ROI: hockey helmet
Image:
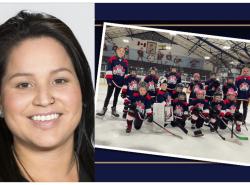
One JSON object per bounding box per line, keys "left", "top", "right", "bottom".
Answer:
{"left": 159, "top": 76, "right": 168, "bottom": 85}
{"left": 176, "top": 83, "right": 184, "bottom": 89}
{"left": 213, "top": 91, "right": 222, "bottom": 97}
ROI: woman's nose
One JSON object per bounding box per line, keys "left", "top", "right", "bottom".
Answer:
{"left": 32, "top": 86, "right": 55, "bottom": 107}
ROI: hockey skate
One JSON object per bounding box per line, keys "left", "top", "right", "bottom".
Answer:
{"left": 96, "top": 107, "right": 107, "bottom": 117}
{"left": 111, "top": 106, "right": 119, "bottom": 117}
{"left": 126, "top": 121, "right": 132, "bottom": 133}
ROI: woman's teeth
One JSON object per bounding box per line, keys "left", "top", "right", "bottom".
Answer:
{"left": 31, "top": 113, "right": 59, "bottom": 121}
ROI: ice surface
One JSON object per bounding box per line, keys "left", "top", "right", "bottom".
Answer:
{"left": 95, "top": 80, "right": 250, "bottom": 165}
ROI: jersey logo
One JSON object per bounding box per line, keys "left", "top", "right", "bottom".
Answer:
{"left": 215, "top": 104, "right": 222, "bottom": 111}
{"left": 229, "top": 105, "right": 236, "bottom": 114}
{"left": 239, "top": 82, "right": 249, "bottom": 91}
{"left": 168, "top": 75, "right": 177, "bottom": 84}
{"left": 148, "top": 81, "right": 156, "bottom": 91}
{"left": 136, "top": 101, "right": 145, "bottom": 114}
{"left": 174, "top": 105, "right": 183, "bottom": 116}
{"left": 128, "top": 80, "right": 138, "bottom": 91}
{"left": 113, "top": 64, "right": 125, "bottom": 76}
{"left": 196, "top": 103, "right": 204, "bottom": 110}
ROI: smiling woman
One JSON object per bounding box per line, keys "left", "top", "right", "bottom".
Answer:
{"left": 0, "top": 11, "right": 94, "bottom": 182}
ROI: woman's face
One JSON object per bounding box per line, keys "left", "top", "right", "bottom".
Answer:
{"left": 1, "top": 37, "right": 82, "bottom": 150}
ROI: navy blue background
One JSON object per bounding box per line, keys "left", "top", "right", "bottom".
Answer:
{"left": 95, "top": 3, "right": 250, "bottom": 181}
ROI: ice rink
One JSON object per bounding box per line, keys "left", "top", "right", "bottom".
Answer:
{"left": 95, "top": 79, "right": 250, "bottom": 165}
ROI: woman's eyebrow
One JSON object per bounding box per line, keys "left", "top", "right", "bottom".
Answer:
{"left": 50, "top": 68, "right": 74, "bottom": 75}
{"left": 7, "top": 73, "right": 33, "bottom": 81}
{"left": 8, "top": 68, "right": 74, "bottom": 81}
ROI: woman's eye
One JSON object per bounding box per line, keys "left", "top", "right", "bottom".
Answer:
{"left": 16, "top": 82, "right": 32, "bottom": 89}
{"left": 53, "top": 78, "right": 68, "bottom": 85}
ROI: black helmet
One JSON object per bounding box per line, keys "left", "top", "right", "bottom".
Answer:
{"left": 176, "top": 83, "right": 184, "bottom": 89}
{"left": 213, "top": 91, "right": 222, "bottom": 97}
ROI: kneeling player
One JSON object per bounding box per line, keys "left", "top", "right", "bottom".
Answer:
{"left": 121, "top": 68, "right": 140, "bottom": 119}
{"left": 220, "top": 89, "right": 243, "bottom": 132}
{"left": 189, "top": 90, "right": 210, "bottom": 135}
{"left": 126, "top": 82, "right": 153, "bottom": 133}
{"left": 171, "top": 92, "right": 189, "bottom": 128}
{"left": 209, "top": 92, "right": 225, "bottom": 131}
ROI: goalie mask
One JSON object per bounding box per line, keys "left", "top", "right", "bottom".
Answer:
{"left": 158, "top": 76, "right": 168, "bottom": 90}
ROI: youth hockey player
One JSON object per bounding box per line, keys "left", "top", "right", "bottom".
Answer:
{"left": 171, "top": 92, "right": 189, "bottom": 129}
{"left": 220, "top": 89, "right": 243, "bottom": 132}
{"left": 144, "top": 67, "right": 159, "bottom": 102}
{"left": 209, "top": 92, "right": 225, "bottom": 131}
{"left": 188, "top": 73, "right": 204, "bottom": 103}
{"left": 222, "top": 75, "right": 237, "bottom": 100}
{"left": 189, "top": 89, "right": 210, "bottom": 136}
{"left": 165, "top": 66, "right": 181, "bottom": 95}
{"left": 121, "top": 68, "right": 140, "bottom": 119}
{"left": 171, "top": 83, "right": 185, "bottom": 100}
{"left": 126, "top": 81, "right": 153, "bottom": 133}
{"left": 155, "top": 77, "right": 171, "bottom": 105}
{"left": 205, "top": 73, "right": 220, "bottom": 103}
{"left": 235, "top": 67, "right": 250, "bottom": 125}
{"left": 97, "top": 47, "right": 128, "bottom": 117}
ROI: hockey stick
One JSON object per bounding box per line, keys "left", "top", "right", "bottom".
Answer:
{"left": 218, "top": 117, "right": 248, "bottom": 140}
{"left": 152, "top": 120, "right": 183, "bottom": 139}
{"left": 199, "top": 113, "right": 226, "bottom": 140}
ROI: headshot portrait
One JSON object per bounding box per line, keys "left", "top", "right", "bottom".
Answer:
{"left": 0, "top": 5, "right": 94, "bottom": 182}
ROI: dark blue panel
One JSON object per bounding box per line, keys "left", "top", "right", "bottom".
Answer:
{"left": 95, "top": 3, "right": 250, "bottom": 21}
{"left": 94, "top": 3, "right": 250, "bottom": 182}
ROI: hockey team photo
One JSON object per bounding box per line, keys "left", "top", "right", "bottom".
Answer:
{"left": 95, "top": 23, "right": 250, "bottom": 165}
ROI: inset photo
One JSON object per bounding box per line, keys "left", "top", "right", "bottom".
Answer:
{"left": 96, "top": 22, "right": 250, "bottom": 166}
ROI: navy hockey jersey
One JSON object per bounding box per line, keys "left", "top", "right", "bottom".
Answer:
{"left": 129, "top": 92, "right": 152, "bottom": 117}
{"left": 144, "top": 74, "right": 159, "bottom": 97}
{"left": 172, "top": 99, "right": 189, "bottom": 117}
{"left": 205, "top": 79, "right": 220, "bottom": 97}
{"left": 170, "top": 90, "right": 180, "bottom": 100}
{"left": 210, "top": 100, "right": 224, "bottom": 113}
{"left": 222, "top": 83, "right": 237, "bottom": 98}
{"left": 155, "top": 89, "right": 171, "bottom": 105}
{"left": 189, "top": 98, "right": 209, "bottom": 114}
{"left": 121, "top": 75, "right": 140, "bottom": 98}
{"left": 188, "top": 81, "right": 204, "bottom": 100}
{"left": 105, "top": 55, "right": 128, "bottom": 88}
{"left": 165, "top": 72, "right": 181, "bottom": 90}
{"left": 221, "top": 99, "right": 237, "bottom": 116}
{"left": 235, "top": 75, "right": 250, "bottom": 100}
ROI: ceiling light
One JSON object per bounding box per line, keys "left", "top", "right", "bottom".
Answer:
{"left": 204, "top": 56, "right": 210, "bottom": 60}
{"left": 165, "top": 46, "right": 172, "bottom": 50}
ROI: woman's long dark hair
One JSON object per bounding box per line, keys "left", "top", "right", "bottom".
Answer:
{"left": 0, "top": 10, "right": 94, "bottom": 181}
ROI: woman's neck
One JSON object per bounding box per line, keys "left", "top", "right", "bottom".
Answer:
{"left": 13, "top": 136, "right": 78, "bottom": 182}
